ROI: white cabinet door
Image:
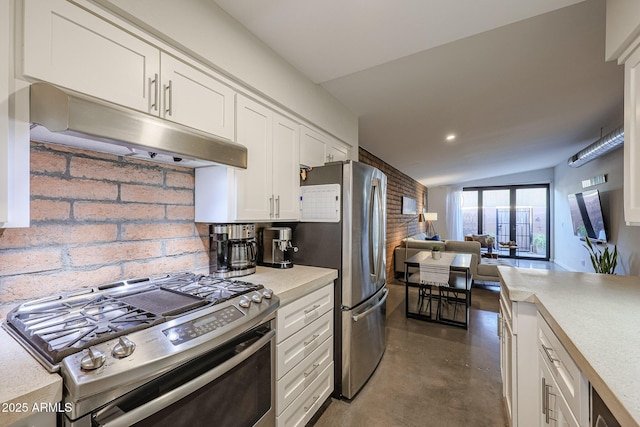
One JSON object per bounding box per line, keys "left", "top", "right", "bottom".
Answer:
{"left": 624, "top": 43, "right": 640, "bottom": 225}
{"left": 22, "top": 0, "right": 159, "bottom": 113}
{"left": 299, "top": 125, "right": 327, "bottom": 167}
{"left": 196, "top": 96, "right": 300, "bottom": 222}
{"left": 272, "top": 113, "right": 300, "bottom": 220}
{"left": 539, "top": 354, "right": 580, "bottom": 427}
{"left": 326, "top": 141, "right": 349, "bottom": 163}
{"left": 235, "top": 95, "right": 273, "bottom": 221}
{"left": 160, "top": 53, "right": 235, "bottom": 141}
{"left": 300, "top": 125, "right": 350, "bottom": 167}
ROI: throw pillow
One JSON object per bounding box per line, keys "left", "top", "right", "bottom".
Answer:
{"left": 471, "top": 234, "right": 489, "bottom": 247}
{"left": 424, "top": 234, "right": 441, "bottom": 241}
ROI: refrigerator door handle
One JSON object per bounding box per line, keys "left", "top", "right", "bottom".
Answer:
{"left": 369, "top": 177, "right": 383, "bottom": 283}
{"left": 351, "top": 287, "right": 389, "bottom": 322}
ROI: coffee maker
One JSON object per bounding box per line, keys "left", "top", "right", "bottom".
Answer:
{"left": 210, "top": 224, "right": 257, "bottom": 278}
{"left": 258, "top": 227, "right": 298, "bottom": 269}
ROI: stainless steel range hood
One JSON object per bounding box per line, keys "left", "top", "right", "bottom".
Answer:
{"left": 29, "top": 82, "right": 247, "bottom": 169}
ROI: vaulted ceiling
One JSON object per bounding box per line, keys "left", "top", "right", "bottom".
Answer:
{"left": 213, "top": 0, "right": 623, "bottom": 186}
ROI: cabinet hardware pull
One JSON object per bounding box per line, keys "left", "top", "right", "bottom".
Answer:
{"left": 497, "top": 313, "right": 502, "bottom": 338}
{"left": 276, "top": 195, "right": 280, "bottom": 218}
{"left": 304, "top": 334, "right": 320, "bottom": 346}
{"left": 541, "top": 344, "right": 559, "bottom": 364}
{"left": 304, "top": 304, "right": 320, "bottom": 315}
{"left": 164, "top": 80, "right": 173, "bottom": 116}
{"left": 149, "top": 73, "right": 159, "bottom": 111}
{"left": 541, "top": 378, "right": 547, "bottom": 417}
{"left": 544, "top": 381, "right": 554, "bottom": 424}
{"left": 303, "top": 363, "right": 320, "bottom": 378}
{"left": 269, "top": 196, "right": 274, "bottom": 217}
{"left": 304, "top": 395, "right": 320, "bottom": 412}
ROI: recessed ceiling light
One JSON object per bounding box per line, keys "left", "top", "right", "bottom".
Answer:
{"left": 446, "top": 134, "right": 456, "bottom": 141}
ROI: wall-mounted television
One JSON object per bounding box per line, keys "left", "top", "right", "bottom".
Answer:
{"left": 567, "top": 189, "right": 607, "bottom": 242}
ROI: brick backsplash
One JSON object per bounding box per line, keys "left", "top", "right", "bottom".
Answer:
{"left": 359, "top": 148, "right": 428, "bottom": 280}
{"left": 0, "top": 142, "right": 210, "bottom": 304}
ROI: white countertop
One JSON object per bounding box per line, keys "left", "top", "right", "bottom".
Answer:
{"left": 498, "top": 266, "right": 640, "bottom": 426}
{"left": 0, "top": 264, "right": 337, "bottom": 426}
{"left": 0, "top": 328, "right": 62, "bottom": 426}
{"left": 244, "top": 265, "right": 338, "bottom": 306}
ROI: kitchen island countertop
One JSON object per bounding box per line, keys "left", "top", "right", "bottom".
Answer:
{"left": 0, "top": 264, "right": 337, "bottom": 426}
{"left": 498, "top": 266, "right": 640, "bottom": 427}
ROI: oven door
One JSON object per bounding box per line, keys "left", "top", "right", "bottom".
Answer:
{"left": 89, "top": 324, "right": 275, "bottom": 427}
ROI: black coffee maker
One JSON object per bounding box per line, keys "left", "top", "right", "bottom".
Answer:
{"left": 210, "top": 224, "right": 257, "bottom": 278}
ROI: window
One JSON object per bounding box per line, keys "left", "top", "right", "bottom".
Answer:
{"left": 462, "top": 185, "right": 550, "bottom": 260}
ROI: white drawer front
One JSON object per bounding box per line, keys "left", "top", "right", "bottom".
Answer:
{"left": 537, "top": 313, "right": 588, "bottom": 421}
{"left": 277, "top": 362, "right": 334, "bottom": 427}
{"left": 277, "top": 336, "right": 333, "bottom": 414}
{"left": 277, "top": 310, "right": 333, "bottom": 379}
{"left": 277, "top": 284, "right": 333, "bottom": 343}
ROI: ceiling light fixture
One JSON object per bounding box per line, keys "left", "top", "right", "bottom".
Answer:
{"left": 446, "top": 134, "right": 456, "bottom": 141}
{"left": 567, "top": 126, "right": 624, "bottom": 168}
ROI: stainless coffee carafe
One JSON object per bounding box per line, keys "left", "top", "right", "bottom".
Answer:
{"left": 258, "top": 227, "right": 298, "bottom": 269}
{"left": 210, "top": 224, "right": 257, "bottom": 278}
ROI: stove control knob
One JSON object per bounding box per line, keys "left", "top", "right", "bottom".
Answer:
{"left": 80, "top": 347, "right": 106, "bottom": 370}
{"left": 238, "top": 296, "right": 251, "bottom": 308}
{"left": 262, "top": 288, "right": 274, "bottom": 299}
{"left": 112, "top": 336, "right": 136, "bottom": 359}
{"left": 251, "top": 292, "right": 263, "bottom": 304}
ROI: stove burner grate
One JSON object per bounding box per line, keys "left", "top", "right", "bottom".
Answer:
{"left": 8, "top": 294, "right": 161, "bottom": 365}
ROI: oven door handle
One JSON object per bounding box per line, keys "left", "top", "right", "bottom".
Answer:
{"left": 96, "top": 329, "right": 276, "bottom": 427}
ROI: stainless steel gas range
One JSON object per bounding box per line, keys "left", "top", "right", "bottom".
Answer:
{"left": 2, "top": 273, "right": 279, "bottom": 427}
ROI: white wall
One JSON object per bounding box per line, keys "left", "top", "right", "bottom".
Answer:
{"left": 93, "top": 0, "right": 358, "bottom": 146}
{"left": 553, "top": 147, "right": 640, "bottom": 274}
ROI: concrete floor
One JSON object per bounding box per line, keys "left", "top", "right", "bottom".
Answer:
{"left": 311, "top": 260, "right": 562, "bottom": 427}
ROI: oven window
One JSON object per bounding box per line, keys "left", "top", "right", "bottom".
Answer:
{"left": 132, "top": 342, "right": 271, "bottom": 427}
{"left": 93, "top": 326, "right": 273, "bottom": 427}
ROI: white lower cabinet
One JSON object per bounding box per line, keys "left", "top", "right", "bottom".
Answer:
{"left": 537, "top": 313, "right": 589, "bottom": 427}
{"left": 499, "top": 288, "right": 539, "bottom": 426}
{"left": 275, "top": 282, "right": 334, "bottom": 427}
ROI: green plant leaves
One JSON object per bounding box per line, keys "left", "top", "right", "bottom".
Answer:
{"left": 584, "top": 236, "right": 618, "bottom": 274}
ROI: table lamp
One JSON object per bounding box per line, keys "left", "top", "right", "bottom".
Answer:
{"left": 424, "top": 212, "right": 438, "bottom": 238}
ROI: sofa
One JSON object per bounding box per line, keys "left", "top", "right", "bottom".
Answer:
{"left": 393, "top": 233, "right": 511, "bottom": 283}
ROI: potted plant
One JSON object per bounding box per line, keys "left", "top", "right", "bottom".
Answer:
{"left": 431, "top": 245, "right": 441, "bottom": 260}
{"left": 584, "top": 236, "right": 618, "bottom": 274}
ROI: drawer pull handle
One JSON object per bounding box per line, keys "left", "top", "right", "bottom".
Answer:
{"left": 304, "top": 334, "right": 320, "bottom": 346}
{"left": 304, "top": 304, "right": 321, "bottom": 315}
{"left": 304, "top": 363, "right": 320, "bottom": 378}
{"left": 541, "top": 344, "right": 559, "bottom": 364}
{"left": 304, "top": 395, "right": 320, "bottom": 412}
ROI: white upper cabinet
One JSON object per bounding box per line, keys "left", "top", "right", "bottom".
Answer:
{"left": 1, "top": 0, "right": 29, "bottom": 228}
{"left": 22, "top": 0, "right": 160, "bottom": 113}
{"left": 300, "top": 125, "right": 350, "bottom": 167}
{"left": 159, "top": 54, "right": 235, "bottom": 141}
{"left": 235, "top": 95, "right": 273, "bottom": 221}
{"left": 272, "top": 114, "right": 300, "bottom": 220}
{"left": 195, "top": 95, "right": 299, "bottom": 223}
{"left": 624, "top": 44, "right": 640, "bottom": 225}
{"left": 21, "top": 0, "right": 235, "bottom": 141}
{"left": 606, "top": 2, "right": 640, "bottom": 225}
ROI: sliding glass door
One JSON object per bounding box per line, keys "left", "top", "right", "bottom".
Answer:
{"left": 462, "top": 185, "right": 550, "bottom": 260}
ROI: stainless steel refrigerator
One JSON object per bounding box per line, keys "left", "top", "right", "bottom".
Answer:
{"left": 289, "top": 161, "right": 387, "bottom": 399}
